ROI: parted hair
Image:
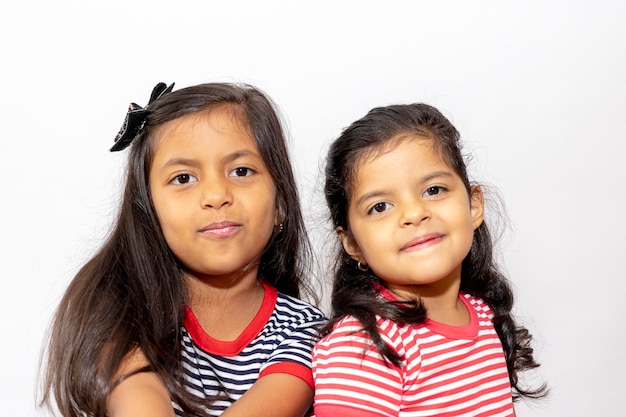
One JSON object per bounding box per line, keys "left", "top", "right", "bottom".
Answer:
{"left": 323, "top": 102, "right": 547, "bottom": 400}
{"left": 41, "top": 83, "right": 314, "bottom": 417}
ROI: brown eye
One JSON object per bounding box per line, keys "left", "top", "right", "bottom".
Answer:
{"left": 424, "top": 186, "right": 446, "bottom": 197}
{"left": 171, "top": 173, "right": 197, "bottom": 185}
{"left": 178, "top": 174, "right": 191, "bottom": 183}
{"left": 230, "top": 167, "right": 254, "bottom": 177}
{"left": 368, "top": 202, "right": 391, "bottom": 215}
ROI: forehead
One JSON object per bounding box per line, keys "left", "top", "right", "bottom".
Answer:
{"left": 156, "top": 105, "right": 248, "bottom": 136}
{"left": 349, "top": 134, "right": 442, "bottom": 181}
{"left": 150, "top": 106, "right": 255, "bottom": 155}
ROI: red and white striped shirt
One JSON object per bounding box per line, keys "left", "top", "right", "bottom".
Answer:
{"left": 312, "top": 291, "right": 514, "bottom": 417}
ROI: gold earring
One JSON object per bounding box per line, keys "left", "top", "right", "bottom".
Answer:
{"left": 357, "top": 260, "right": 368, "bottom": 272}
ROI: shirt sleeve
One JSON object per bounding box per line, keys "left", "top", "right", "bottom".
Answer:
{"left": 312, "top": 316, "right": 403, "bottom": 417}
{"left": 260, "top": 297, "right": 327, "bottom": 389}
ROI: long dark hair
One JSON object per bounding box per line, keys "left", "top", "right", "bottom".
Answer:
{"left": 323, "top": 103, "right": 546, "bottom": 400}
{"left": 40, "top": 83, "right": 314, "bottom": 417}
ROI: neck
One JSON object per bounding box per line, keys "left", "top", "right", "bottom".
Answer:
{"left": 185, "top": 266, "right": 262, "bottom": 309}
{"left": 388, "top": 264, "right": 468, "bottom": 326}
{"left": 184, "top": 267, "right": 266, "bottom": 341}
{"left": 420, "top": 288, "right": 468, "bottom": 326}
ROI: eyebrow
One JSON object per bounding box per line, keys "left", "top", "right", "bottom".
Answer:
{"left": 353, "top": 170, "right": 455, "bottom": 207}
{"left": 221, "top": 149, "right": 259, "bottom": 165}
{"left": 422, "top": 171, "right": 455, "bottom": 183}
{"left": 160, "top": 157, "right": 200, "bottom": 170}
{"left": 158, "top": 149, "right": 260, "bottom": 171}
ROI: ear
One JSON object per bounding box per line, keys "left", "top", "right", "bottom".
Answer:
{"left": 336, "top": 226, "right": 362, "bottom": 261}
{"left": 274, "top": 208, "right": 281, "bottom": 227}
{"left": 469, "top": 186, "right": 485, "bottom": 230}
{"left": 274, "top": 201, "right": 284, "bottom": 227}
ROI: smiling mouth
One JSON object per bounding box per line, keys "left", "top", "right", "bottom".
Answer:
{"left": 198, "top": 221, "right": 241, "bottom": 238}
{"left": 400, "top": 234, "right": 443, "bottom": 251}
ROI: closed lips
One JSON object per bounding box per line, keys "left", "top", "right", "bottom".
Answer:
{"left": 400, "top": 234, "right": 443, "bottom": 251}
{"left": 199, "top": 221, "right": 241, "bottom": 236}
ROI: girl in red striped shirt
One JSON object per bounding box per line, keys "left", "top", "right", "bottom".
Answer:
{"left": 313, "top": 103, "right": 547, "bottom": 417}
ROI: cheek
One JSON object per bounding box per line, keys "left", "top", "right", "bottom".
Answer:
{"left": 155, "top": 213, "right": 178, "bottom": 249}
{"left": 150, "top": 194, "right": 180, "bottom": 240}
{"left": 151, "top": 196, "right": 170, "bottom": 229}
{"left": 458, "top": 214, "right": 478, "bottom": 254}
{"left": 261, "top": 186, "right": 278, "bottom": 223}
{"left": 349, "top": 222, "right": 382, "bottom": 259}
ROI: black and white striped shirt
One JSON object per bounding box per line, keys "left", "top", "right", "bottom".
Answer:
{"left": 174, "top": 280, "right": 326, "bottom": 416}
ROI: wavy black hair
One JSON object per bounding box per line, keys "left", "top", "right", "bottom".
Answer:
{"left": 323, "top": 103, "right": 547, "bottom": 400}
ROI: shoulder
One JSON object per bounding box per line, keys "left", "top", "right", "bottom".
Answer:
{"left": 313, "top": 316, "right": 405, "bottom": 415}
{"left": 319, "top": 315, "right": 370, "bottom": 342}
{"left": 266, "top": 293, "right": 327, "bottom": 349}
{"left": 461, "top": 292, "right": 495, "bottom": 318}
{"left": 275, "top": 292, "right": 327, "bottom": 324}
{"left": 319, "top": 314, "right": 403, "bottom": 343}
{"left": 314, "top": 315, "right": 404, "bottom": 359}
{"left": 107, "top": 349, "right": 174, "bottom": 417}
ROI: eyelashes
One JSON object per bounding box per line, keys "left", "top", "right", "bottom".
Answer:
{"left": 424, "top": 186, "right": 447, "bottom": 196}
{"left": 170, "top": 173, "right": 197, "bottom": 185}
{"left": 368, "top": 202, "right": 392, "bottom": 215}
{"left": 229, "top": 167, "right": 255, "bottom": 177}
{"left": 168, "top": 166, "right": 256, "bottom": 185}
{"left": 365, "top": 186, "right": 449, "bottom": 215}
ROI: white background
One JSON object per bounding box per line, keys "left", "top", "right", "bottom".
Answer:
{"left": 1, "top": 1, "right": 624, "bottom": 416}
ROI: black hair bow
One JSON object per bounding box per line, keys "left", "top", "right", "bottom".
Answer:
{"left": 110, "top": 82, "right": 175, "bottom": 152}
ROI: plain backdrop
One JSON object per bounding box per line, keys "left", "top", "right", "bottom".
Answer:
{"left": 1, "top": 1, "right": 624, "bottom": 416}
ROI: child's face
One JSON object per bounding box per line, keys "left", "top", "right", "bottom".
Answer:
{"left": 149, "top": 107, "right": 278, "bottom": 281}
{"left": 338, "top": 136, "right": 484, "bottom": 299}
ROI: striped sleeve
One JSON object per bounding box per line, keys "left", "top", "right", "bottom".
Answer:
{"left": 312, "top": 316, "right": 404, "bottom": 417}
{"left": 261, "top": 294, "right": 327, "bottom": 388}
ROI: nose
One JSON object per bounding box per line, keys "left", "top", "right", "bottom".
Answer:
{"left": 400, "top": 199, "right": 430, "bottom": 226}
{"left": 200, "top": 177, "right": 233, "bottom": 209}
